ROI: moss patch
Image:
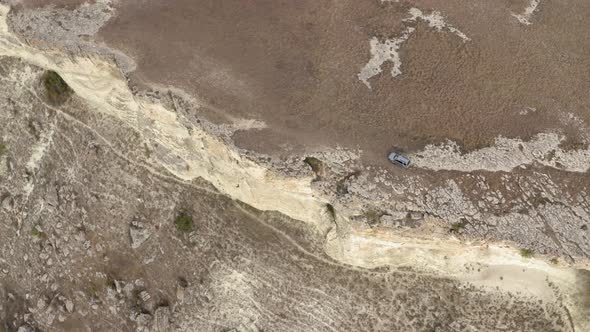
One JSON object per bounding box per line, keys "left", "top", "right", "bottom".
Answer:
{"left": 42, "top": 70, "right": 73, "bottom": 105}
{"left": 0, "top": 143, "right": 6, "bottom": 157}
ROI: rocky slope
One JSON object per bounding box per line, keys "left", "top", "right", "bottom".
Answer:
{"left": 0, "top": 1, "right": 589, "bottom": 331}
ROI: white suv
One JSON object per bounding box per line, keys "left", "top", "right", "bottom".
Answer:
{"left": 388, "top": 152, "right": 411, "bottom": 168}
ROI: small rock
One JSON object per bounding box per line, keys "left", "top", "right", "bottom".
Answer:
{"left": 176, "top": 286, "right": 185, "bottom": 302}
{"left": 65, "top": 299, "right": 74, "bottom": 313}
{"left": 152, "top": 306, "right": 171, "bottom": 332}
{"left": 46, "top": 313, "right": 55, "bottom": 325}
{"left": 123, "top": 283, "right": 134, "bottom": 298}
{"left": 114, "top": 280, "right": 123, "bottom": 293}
{"left": 37, "top": 298, "right": 47, "bottom": 311}
{"left": 129, "top": 221, "right": 151, "bottom": 249}
{"left": 17, "top": 325, "right": 34, "bottom": 332}
{"left": 1, "top": 195, "right": 13, "bottom": 211}
{"left": 45, "top": 188, "right": 59, "bottom": 207}
{"left": 135, "top": 313, "right": 152, "bottom": 327}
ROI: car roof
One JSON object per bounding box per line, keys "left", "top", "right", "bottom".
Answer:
{"left": 395, "top": 155, "right": 410, "bottom": 163}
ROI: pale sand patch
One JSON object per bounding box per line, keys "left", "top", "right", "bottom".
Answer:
{"left": 358, "top": 7, "right": 469, "bottom": 88}
{"left": 405, "top": 7, "right": 470, "bottom": 42}
{"left": 325, "top": 224, "right": 588, "bottom": 330}
{"left": 411, "top": 133, "right": 590, "bottom": 172}
{"left": 357, "top": 27, "right": 414, "bottom": 89}
{"left": 23, "top": 122, "right": 55, "bottom": 197}
{"left": 513, "top": 0, "right": 542, "bottom": 25}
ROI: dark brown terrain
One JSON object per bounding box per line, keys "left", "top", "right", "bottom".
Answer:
{"left": 80, "top": 0, "right": 590, "bottom": 161}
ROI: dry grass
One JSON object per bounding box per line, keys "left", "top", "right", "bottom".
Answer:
{"left": 559, "top": 138, "right": 588, "bottom": 151}
{"left": 519, "top": 248, "right": 534, "bottom": 258}
{"left": 364, "top": 208, "right": 381, "bottom": 226}
{"left": 450, "top": 220, "right": 467, "bottom": 233}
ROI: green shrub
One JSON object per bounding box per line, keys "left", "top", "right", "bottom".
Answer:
{"left": 43, "top": 70, "right": 73, "bottom": 105}
{"left": 175, "top": 211, "right": 193, "bottom": 232}
{"left": 450, "top": 220, "right": 468, "bottom": 233}
{"left": 30, "top": 227, "right": 46, "bottom": 239}
{"left": 550, "top": 258, "right": 559, "bottom": 265}
{"left": 520, "top": 248, "right": 534, "bottom": 258}
{"left": 304, "top": 157, "right": 323, "bottom": 175}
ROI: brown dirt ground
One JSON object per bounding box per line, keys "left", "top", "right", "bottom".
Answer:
{"left": 21, "top": 0, "right": 590, "bottom": 164}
